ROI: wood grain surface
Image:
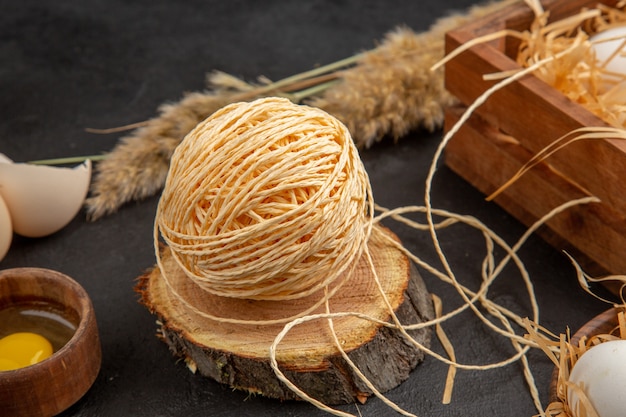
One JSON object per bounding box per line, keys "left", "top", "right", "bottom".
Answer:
{"left": 137, "top": 225, "right": 435, "bottom": 404}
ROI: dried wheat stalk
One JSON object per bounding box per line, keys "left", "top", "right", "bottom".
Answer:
{"left": 85, "top": 0, "right": 514, "bottom": 220}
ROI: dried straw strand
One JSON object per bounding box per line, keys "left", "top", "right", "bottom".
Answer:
{"left": 515, "top": 2, "right": 626, "bottom": 129}
{"left": 487, "top": 126, "right": 626, "bottom": 201}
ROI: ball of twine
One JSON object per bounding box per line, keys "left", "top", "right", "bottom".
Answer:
{"left": 155, "top": 97, "right": 373, "bottom": 301}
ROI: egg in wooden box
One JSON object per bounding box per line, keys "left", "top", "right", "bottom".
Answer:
{"left": 567, "top": 339, "right": 626, "bottom": 417}
{"left": 589, "top": 24, "right": 626, "bottom": 94}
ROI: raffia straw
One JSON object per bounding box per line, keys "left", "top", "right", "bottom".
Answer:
{"left": 524, "top": 253, "right": 626, "bottom": 417}
{"left": 436, "top": 0, "right": 626, "bottom": 132}
{"left": 156, "top": 98, "right": 371, "bottom": 301}
{"left": 486, "top": 126, "right": 626, "bottom": 201}
{"left": 420, "top": 32, "right": 587, "bottom": 341}
{"left": 375, "top": 205, "right": 538, "bottom": 348}
{"left": 526, "top": 308, "right": 626, "bottom": 417}
{"left": 432, "top": 34, "right": 609, "bottom": 410}
{"left": 515, "top": 2, "right": 626, "bottom": 129}
{"left": 564, "top": 252, "right": 626, "bottom": 306}
{"left": 432, "top": 294, "right": 457, "bottom": 405}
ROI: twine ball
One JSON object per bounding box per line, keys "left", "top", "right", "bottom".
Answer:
{"left": 156, "top": 97, "right": 372, "bottom": 300}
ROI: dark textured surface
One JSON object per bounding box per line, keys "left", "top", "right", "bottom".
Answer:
{"left": 0, "top": 1, "right": 613, "bottom": 416}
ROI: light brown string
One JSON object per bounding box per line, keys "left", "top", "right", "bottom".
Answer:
{"left": 155, "top": 97, "right": 373, "bottom": 301}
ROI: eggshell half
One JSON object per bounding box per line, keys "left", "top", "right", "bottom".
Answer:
{"left": 567, "top": 339, "right": 626, "bottom": 417}
{"left": 0, "top": 160, "right": 92, "bottom": 237}
{"left": 0, "top": 194, "right": 11, "bottom": 261}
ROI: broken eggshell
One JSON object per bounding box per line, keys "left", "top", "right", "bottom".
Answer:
{"left": 0, "top": 194, "right": 11, "bottom": 260}
{"left": 0, "top": 157, "right": 92, "bottom": 238}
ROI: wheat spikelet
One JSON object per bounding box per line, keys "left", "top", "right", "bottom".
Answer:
{"left": 310, "top": 26, "right": 454, "bottom": 149}
{"left": 86, "top": 92, "right": 237, "bottom": 220}
{"left": 311, "top": 0, "right": 516, "bottom": 149}
{"left": 85, "top": 0, "right": 516, "bottom": 219}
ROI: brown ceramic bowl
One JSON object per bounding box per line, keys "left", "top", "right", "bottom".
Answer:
{"left": 0, "top": 267, "right": 101, "bottom": 417}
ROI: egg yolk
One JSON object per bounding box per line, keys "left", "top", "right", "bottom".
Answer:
{"left": 0, "top": 332, "right": 53, "bottom": 371}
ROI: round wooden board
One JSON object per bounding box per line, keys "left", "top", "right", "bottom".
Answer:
{"left": 137, "top": 225, "right": 434, "bottom": 404}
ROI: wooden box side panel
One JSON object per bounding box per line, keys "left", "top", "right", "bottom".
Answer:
{"left": 444, "top": 105, "right": 626, "bottom": 281}
{"left": 444, "top": 0, "right": 626, "bottom": 217}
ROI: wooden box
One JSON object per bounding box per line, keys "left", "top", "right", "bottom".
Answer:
{"left": 443, "top": 0, "right": 626, "bottom": 278}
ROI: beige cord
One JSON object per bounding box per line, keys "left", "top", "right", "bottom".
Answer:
{"left": 156, "top": 97, "right": 373, "bottom": 301}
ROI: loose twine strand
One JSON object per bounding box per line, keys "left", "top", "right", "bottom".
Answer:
{"left": 151, "top": 8, "right": 625, "bottom": 414}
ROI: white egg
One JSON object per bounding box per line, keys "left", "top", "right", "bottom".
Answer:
{"left": 567, "top": 339, "right": 626, "bottom": 417}
{"left": 0, "top": 160, "right": 92, "bottom": 238}
{"left": 0, "top": 194, "right": 11, "bottom": 261}
{"left": 590, "top": 25, "right": 626, "bottom": 92}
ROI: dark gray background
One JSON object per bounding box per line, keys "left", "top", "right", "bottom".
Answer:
{"left": 0, "top": 1, "right": 613, "bottom": 416}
